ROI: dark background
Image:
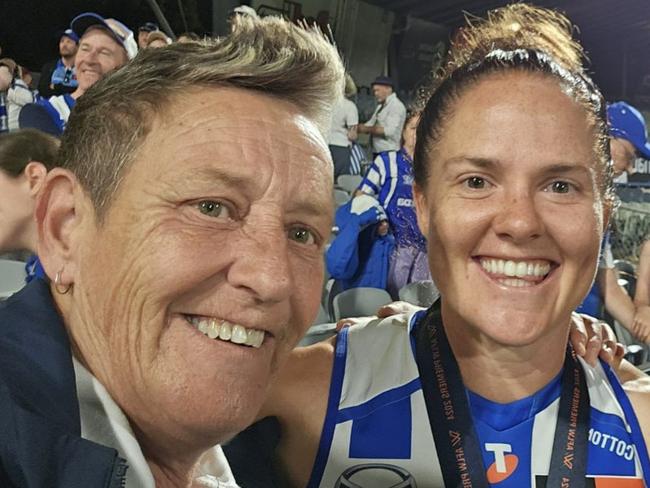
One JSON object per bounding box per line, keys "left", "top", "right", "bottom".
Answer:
{"left": 2, "top": 0, "right": 650, "bottom": 107}
{"left": 0, "top": 0, "right": 214, "bottom": 70}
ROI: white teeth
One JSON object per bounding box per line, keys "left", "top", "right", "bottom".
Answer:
{"left": 219, "top": 322, "right": 232, "bottom": 341}
{"left": 498, "top": 278, "right": 533, "bottom": 287}
{"left": 186, "top": 315, "right": 266, "bottom": 348}
{"left": 480, "top": 258, "right": 551, "bottom": 280}
{"left": 207, "top": 319, "right": 220, "bottom": 339}
{"left": 515, "top": 261, "right": 527, "bottom": 277}
{"left": 231, "top": 324, "right": 248, "bottom": 344}
{"left": 245, "top": 329, "right": 265, "bottom": 348}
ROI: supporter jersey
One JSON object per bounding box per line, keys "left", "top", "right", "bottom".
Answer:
{"left": 38, "top": 93, "right": 76, "bottom": 134}
{"left": 50, "top": 59, "right": 78, "bottom": 89}
{"left": 307, "top": 311, "right": 650, "bottom": 488}
{"left": 358, "top": 150, "right": 426, "bottom": 250}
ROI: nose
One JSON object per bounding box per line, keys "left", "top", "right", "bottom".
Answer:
{"left": 227, "top": 226, "right": 293, "bottom": 304}
{"left": 79, "top": 49, "right": 98, "bottom": 65}
{"left": 492, "top": 188, "right": 545, "bottom": 243}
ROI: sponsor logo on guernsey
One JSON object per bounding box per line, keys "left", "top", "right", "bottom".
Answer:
{"left": 396, "top": 197, "right": 413, "bottom": 207}
{"left": 485, "top": 443, "right": 519, "bottom": 483}
{"left": 588, "top": 428, "right": 635, "bottom": 461}
{"left": 402, "top": 174, "right": 414, "bottom": 185}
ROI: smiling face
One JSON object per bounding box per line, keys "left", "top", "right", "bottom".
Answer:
{"left": 414, "top": 72, "right": 606, "bottom": 347}
{"left": 68, "top": 87, "right": 334, "bottom": 446}
{"left": 74, "top": 28, "right": 127, "bottom": 91}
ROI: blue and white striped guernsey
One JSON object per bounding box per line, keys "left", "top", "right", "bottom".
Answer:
{"left": 358, "top": 149, "right": 426, "bottom": 251}
{"left": 307, "top": 311, "right": 650, "bottom": 488}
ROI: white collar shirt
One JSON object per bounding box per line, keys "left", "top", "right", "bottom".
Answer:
{"left": 364, "top": 92, "right": 406, "bottom": 153}
{"left": 73, "top": 357, "right": 240, "bottom": 488}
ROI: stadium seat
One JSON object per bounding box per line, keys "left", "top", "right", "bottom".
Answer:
{"left": 332, "top": 287, "right": 392, "bottom": 321}
{"left": 299, "top": 323, "right": 337, "bottom": 346}
{"left": 0, "top": 259, "right": 26, "bottom": 299}
{"left": 398, "top": 280, "right": 440, "bottom": 308}
{"left": 336, "top": 174, "right": 363, "bottom": 194}
{"left": 333, "top": 189, "right": 350, "bottom": 207}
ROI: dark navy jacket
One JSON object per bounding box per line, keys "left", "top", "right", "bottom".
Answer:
{"left": 0, "top": 280, "right": 127, "bottom": 487}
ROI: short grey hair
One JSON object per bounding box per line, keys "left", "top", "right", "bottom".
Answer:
{"left": 59, "top": 16, "right": 345, "bottom": 220}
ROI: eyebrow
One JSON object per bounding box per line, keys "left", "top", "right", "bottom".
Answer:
{"left": 442, "top": 156, "right": 591, "bottom": 176}
{"left": 188, "top": 166, "right": 253, "bottom": 189}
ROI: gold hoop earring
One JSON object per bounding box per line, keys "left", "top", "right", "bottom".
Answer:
{"left": 54, "top": 269, "right": 72, "bottom": 295}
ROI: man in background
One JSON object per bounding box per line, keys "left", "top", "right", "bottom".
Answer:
{"left": 608, "top": 101, "right": 650, "bottom": 183}
{"left": 138, "top": 21, "right": 159, "bottom": 49}
{"left": 357, "top": 76, "right": 406, "bottom": 156}
{"left": 38, "top": 28, "right": 79, "bottom": 98}
{"left": 20, "top": 12, "right": 137, "bottom": 135}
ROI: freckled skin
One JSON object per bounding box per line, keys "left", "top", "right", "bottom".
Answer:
{"left": 55, "top": 86, "right": 334, "bottom": 479}
{"left": 261, "top": 72, "right": 624, "bottom": 487}
{"left": 414, "top": 72, "right": 605, "bottom": 351}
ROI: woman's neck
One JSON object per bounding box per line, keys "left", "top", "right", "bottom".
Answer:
{"left": 442, "top": 305, "right": 569, "bottom": 404}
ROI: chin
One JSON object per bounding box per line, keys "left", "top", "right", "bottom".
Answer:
{"left": 473, "top": 308, "right": 565, "bottom": 348}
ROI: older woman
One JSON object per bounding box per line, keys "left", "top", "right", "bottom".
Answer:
{"left": 262, "top": 5, "right": 650, "bottom": 487}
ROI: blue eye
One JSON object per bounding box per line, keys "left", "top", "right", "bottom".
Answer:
{"left": 289, "top": 227, "right": 316, "bottom": 245}
{"left": 197, "top": 200, "right": 232, "bottom": 219}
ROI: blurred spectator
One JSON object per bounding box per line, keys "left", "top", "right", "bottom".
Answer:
{"left": 20, "top": 67, "right": 33, "bottom": 89}
{"left": 356, "top": 111, "right": 431, "bottom": 298}
{"left": 634, "top": 239, "right": 650, "bottom": 342}
{"left": 146, "top": 31, "right": 172, "bottom": 48}
{"left": 20, "top": 13, "right": 137, "bottom": 136}
{"left": 38, "top": 28, "right": 79, "bottom": 98}
{"left": 326, "top": 194, "right": 394, "bottom": 291}
{"left": 138, "top": 21, "right": 159, "bottom": 49}
{"left": 177, "top": 32, "right": 201, "bottom": 43}
{"left": 357, "top": 76, "right": 406, "bottom": 156}
{"left": 0, "top": 58, "right": 35, "bottom": 131}
{"left": 576, "top": 101, "right": 650, "bottom": 341}
{"left": 608, "top": 101, "right": 650, "bottom": 183}
{"left": 0, "top": 129, "right": 59, "bottom": 281}
{"left": 327, "top": 74, "right": 358, "bottom": 179}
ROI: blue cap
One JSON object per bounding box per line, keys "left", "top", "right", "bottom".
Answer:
{"left": 371, "top": 76, "right": 394, "bottom": 88}
{"left": 138, "top": 22, "right": 159, "bottom": 33}
{"left": 61, "top": 28, "right": 79, "bottom": 43}
{"left": 607, "top": 101, "right": 650, "bottom": 159}
{"left": 70, "top": 12, "right": 139, "bottom": 60}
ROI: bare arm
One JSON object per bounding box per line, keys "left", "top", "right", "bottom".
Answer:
{"left": 597, "top": 267, "right": 636, "bottom": 330}
{"left": 347, "top": 124, "right": 358, "bottom": 142}
{"left": 357, "top": 124, "right": 384, "bottom": 136}
{"left": 260, "top": 339, "right": 335, "bottom": 488}
{"left": 635, "top": 240, "right": 650, "bottom": 307}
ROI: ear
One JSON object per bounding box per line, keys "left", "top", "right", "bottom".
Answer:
{"left": 23, "top": 161, "right": 48, "bottom": 197}
{"left": 34, "top": 168, "right": 89, "bottom": 284}
{"left": 413, "top": 182, "right": 430, "bottom": 238}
